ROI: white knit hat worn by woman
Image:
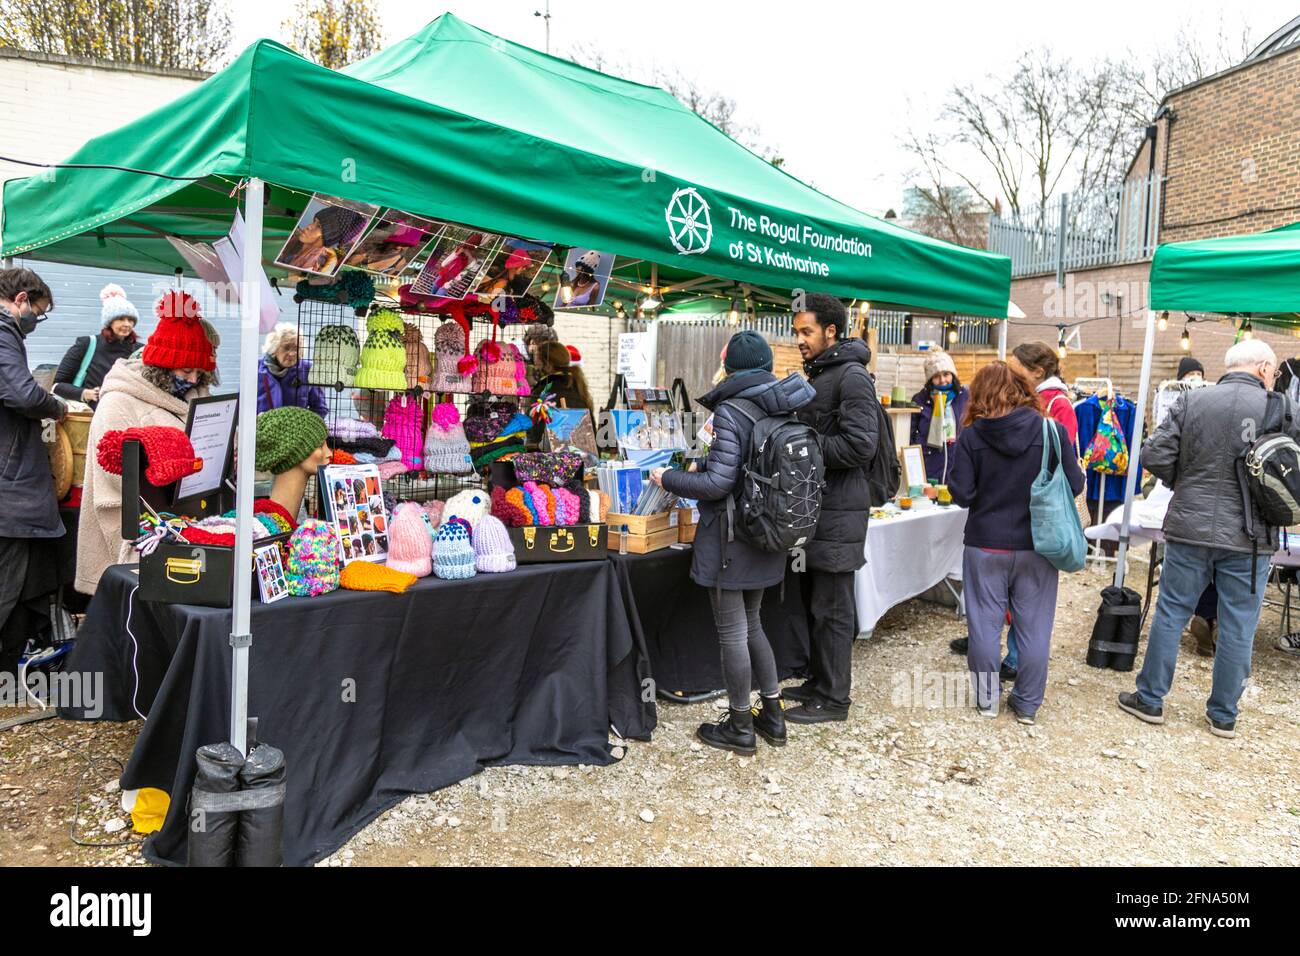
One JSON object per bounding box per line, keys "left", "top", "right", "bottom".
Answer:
{"left": 100, "top": 284, "right": 139, "bottom": 329}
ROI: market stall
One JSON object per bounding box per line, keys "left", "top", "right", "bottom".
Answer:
{"left": 1110, "top": 219, "right": 1300, "bottom": 589}
{"left": 857, "top": 501, "right": 967, "bottom": 636}
{"left": 6, "top": 13, "right": 1010, "bottom": 866}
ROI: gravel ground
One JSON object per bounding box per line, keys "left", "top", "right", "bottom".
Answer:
{"left": 4, "top": 559, "right": 1299, "bottom": 867}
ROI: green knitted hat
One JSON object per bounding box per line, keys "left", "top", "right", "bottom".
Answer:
{"left": 353, "top": 309, "right": 409, "bottom": 390}
{"left": 255, "top": 406, "right": 328, "bottom": 475}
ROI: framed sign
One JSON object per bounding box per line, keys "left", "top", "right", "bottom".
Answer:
{"left": 899, "top": 444, "right": 926, "bottom": 492}
{"left": 175, "top": 393, "right": 238, "bottom": 508}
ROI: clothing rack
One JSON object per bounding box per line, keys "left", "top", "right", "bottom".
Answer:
{"left": 1072, "top": 377, "right": 1114, "bottom": 401}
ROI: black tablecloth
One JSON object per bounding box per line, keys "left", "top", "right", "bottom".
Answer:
{"left": 61, "top": 560, "right": 654, "bottom": 867}
{"left": 610, "top": 548, "right": 810, "bottom": 695}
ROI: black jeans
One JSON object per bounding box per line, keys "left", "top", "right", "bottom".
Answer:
{"left": 797, "top": 567, "right": 857, "bottom": 708}
{"left": 707, "top": 588, "right": 779, "bottom": 711}
{"left": 0, "top": 537, "right": 33, "bottom": 680}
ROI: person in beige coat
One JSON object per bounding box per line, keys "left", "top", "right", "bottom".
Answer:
{"left": 76, "top": 291, "right": 216, "bottom": 594}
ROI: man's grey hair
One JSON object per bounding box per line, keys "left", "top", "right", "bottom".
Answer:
{"left": 1224, "top": 338, "right": 1277, "bottom": 371}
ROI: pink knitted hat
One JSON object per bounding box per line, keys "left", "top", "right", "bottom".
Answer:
{"left": 382, "top": 396, "right": 424, "bottom": 471}
{"left": 386, "top": 505, "right": 433, "bottom": 578}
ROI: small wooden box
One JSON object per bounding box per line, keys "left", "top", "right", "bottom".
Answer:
{"left": 604, "top": 511, "right": 672, "bottom": 536}
{"left": 609, "top": 526, "right": 680, "bottom": 555}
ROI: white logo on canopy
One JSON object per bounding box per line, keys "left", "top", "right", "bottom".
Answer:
{"left": 665, "top": 187, "right": 712, "bottom": 255}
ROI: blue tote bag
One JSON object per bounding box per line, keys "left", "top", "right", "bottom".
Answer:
{"left": 1030, "top": 418, "right": 1086, "bottom": 572}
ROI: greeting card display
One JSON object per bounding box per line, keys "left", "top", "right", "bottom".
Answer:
{"left": 317, "top": 463, "right": 390, "bottom": 564}
{"left": 409, "top": 226, "right": 499, "bottom": 300}
{"left": 342, "top": 211, "right": 443, "bottom": 276}
{"left": 275, "top": 194, "right": 378, "bottom": 277}
{"left": 477, "top": 239, "right": 552, "bottom": 299}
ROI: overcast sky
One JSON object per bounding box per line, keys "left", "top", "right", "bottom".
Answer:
{"left": 229, "top": 1, "right": 1296, "bottom": 215}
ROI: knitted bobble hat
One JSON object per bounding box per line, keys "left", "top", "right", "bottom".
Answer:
{"left": 96, "top": 426, "right": 202, "bottom": 485}
{"left": 255, "top": 406, "right": 329, "bottom": 475}
{"left": 422, "top": 402, "right": 473, "bottom": 476}
{"left": 433, "top": 519, "right": 477, "bottom": 580}
{"left": 385, "top": 506, "right": 433, "bottom": 578}
{"left": 443, "top": 488, "right": 490, "bottom": 529}
{"left": 340, "top": 561, "right": 417, "bottom": 594}
{"left": 144, "top": 291, "right": 216, "bottom": 371}
{"left": 353, "top": 310, "right": 409, "bottom": 390}
{"left": 285, "top": 519, "right": 341, "bottom": 597}
{"left": 422, "top": 499, "right": 445, "bottom": 528}
{"left": 100, "top": 283, "right": 139, "bottom": 328}
{"left": 432, "top": 320, "right": 473, "bottom": 393}
{"left": 402, "top": 323, "right": 432, "bottom": 391}
{"left": 381, "top": 396, "right": 424, "bottom": 471}
{"left": 308, "top": 324, "right": 361, "bottom": 387}
{"left": 473, "top": 515, "right": 516, "bottom": 573}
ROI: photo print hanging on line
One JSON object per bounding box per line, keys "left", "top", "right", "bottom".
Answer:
{"left": 409, "top": 226, "right": 500, "bottom": 300}
{"left": 476, "top": 238, "right": 553, "bottom": 300}
{"left": 341, "top": 211, "right": 445, "bottom": 277}
{"left": 275, "top": 194, "right": 378, "bottom": 278}
{"left": 554, "top": 247, "right": 615, "bottom": 308}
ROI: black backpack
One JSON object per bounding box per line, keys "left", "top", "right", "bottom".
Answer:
{"left": 1236, "top": 390, "right": 1300, "bottom": 589}
{"left": 866, "top": 397, "right": 900, "bottom": 506}
{"left": 726, "top": 392, "right": 825, "bottom": 553}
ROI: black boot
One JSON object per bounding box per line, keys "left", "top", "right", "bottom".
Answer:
{"left": 783, "top": 681, "right": 816, "bottom": 704}
{"left": 752, "top": 694, "right": 787, "bottom": 747}
{"left": 697, "top": 707, "right": 757, "bottom": 755}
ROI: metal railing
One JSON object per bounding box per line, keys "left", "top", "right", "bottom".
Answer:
{"left": 988, "top": 173, "right": 1164, "bottom": 278}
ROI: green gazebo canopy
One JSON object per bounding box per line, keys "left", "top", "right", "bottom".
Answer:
{"left": 2, "top": 13, "right": 1010, "bottom": 317}
{"left": 1150, "top": 220, "right": 1300, "bottom": 321}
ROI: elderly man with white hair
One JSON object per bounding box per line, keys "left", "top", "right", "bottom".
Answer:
{"left": 257, "top": 322, "right": 327, "bottom": 417}
{"left": 1119, "top": 337, "right": 1299, "bottom": 738}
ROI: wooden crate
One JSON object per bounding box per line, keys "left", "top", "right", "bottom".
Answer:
{"left": 605, "top": 511, "right": 673, "bottom": 536}
{"left": 609, "top": 526, "right": 680, "bottom": 554}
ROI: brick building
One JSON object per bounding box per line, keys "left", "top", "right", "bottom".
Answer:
{"left": 997, "top": 15, "right": 1300, "bottom": 383}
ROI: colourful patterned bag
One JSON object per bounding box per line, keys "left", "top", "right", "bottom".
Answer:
{"left": 1084, "top": 401, "right": 1129, "bottom": 475}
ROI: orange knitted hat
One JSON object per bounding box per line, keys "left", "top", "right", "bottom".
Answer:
{"left": 340, "top": 561, "right": 417, "bottom": 594}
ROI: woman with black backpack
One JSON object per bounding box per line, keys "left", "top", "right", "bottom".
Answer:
{"left": 649, "top": 331, "right": 815, "bottom": 755}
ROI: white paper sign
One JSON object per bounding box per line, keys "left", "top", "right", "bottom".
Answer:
{"left": 178, "top": 396, "right": 238, "bottom": 500}
{"left": 617, "top": 332, "right": 653, "bottom": 388}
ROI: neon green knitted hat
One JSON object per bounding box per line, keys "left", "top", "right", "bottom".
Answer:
{"left": 353, "top": 309, "right": 409, "bottom": 390}
{"left": 255, "top": 406, "right": 328, "bottom": 475}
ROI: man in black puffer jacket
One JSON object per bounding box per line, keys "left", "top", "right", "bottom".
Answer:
{"left": 783, "top": 294, "right": 879, "bottom": 723}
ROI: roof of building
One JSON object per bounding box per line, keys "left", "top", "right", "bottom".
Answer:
{"left": 1245, "top": 15, "right": 1300, "bottom": 62}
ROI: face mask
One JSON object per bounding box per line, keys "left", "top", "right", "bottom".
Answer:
{"left": 169, "top": 375, "right": 196, "bottom": 397}
{"left": 1, "top": 303, "right": 41, "bottom": 336}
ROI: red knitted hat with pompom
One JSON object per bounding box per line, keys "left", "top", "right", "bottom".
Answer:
{"left": 143, "top": 291, "right": 216, "bottom": 371}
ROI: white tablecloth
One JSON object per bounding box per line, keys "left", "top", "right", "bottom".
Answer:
{"left": 856, "top": 502, "right": 967, "bottom": 633}
{"left": 1085, "top": 484, "right": 1300, "bottom": 569}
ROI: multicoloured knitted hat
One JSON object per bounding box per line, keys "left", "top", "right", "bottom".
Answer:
{"left": 473, "top": 515, "right": 516, "bottom": 573}
{"left": 443, "top": 489, "right": 490, "bottom": 529}
{"left": 308, "top": 324, "right": 361, "bottom": 387}
{"left": 421, "top": 402, "right": 472, "bottom": 475}
{"left": 340, "top": 560, "right": 417, "bottom": 594}
{"left": 384, "top": 505, "right": 432, "bottom": 578}
{"left": 96, "top": 426, "right": 202, "bottom": 486}
{"left": 402, "top": 322, "right": 432, "bottom": 391}
{"left": 353, "top": 310, "right": 408, "bottom": 390}
{"left": 285, "top": 519, "right": 340, "bottom": 596}
{"left": 381, "top": 396, "right": 424, "bottom": 471}
{"left": 144, "top": 291, "right": 216, "bottom": 371}
{"left": 433, "top": 518, "right": 477, "bottom": 580}
{"left": 255, "top": 406, "right": 329, "bottom": 475}
{"left": 432, "top": 320, "right": 473, "bottom": 393}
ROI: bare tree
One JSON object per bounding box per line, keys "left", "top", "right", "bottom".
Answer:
{"left": 284, "top": 0, "right": 382, "bottom": 70}
{"left": 0, "top": 0, "right": 232, "bottom": 71}
{"left": 901, "top": 127, "right": 992, "bottom": 247}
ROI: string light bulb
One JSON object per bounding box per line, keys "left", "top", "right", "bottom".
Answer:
{"left": 1056, "top": 326, "right": 1068, "bottom": 360}
{"left": 1242, "top": 318, "right": 1254, "bottom": 341}
{"left": 947, "top": 324, "right": 959, "bottom": 345}
{"left": 1157, "top": 311, "right": 1169, "bottom": 332}
{"left": 729, "top": 297, "right": 741, "bottom": 323}
{"left": 560, "top": 271, "right": 574, "bottom": 304}
{"left": 641, "top": 290, "right": 661, "bottom": 311}
{"left": 1180, "top": 323, "right": 1191, "bottom": 351}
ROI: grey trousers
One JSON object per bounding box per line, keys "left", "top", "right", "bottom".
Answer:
{"left": 963, "top": 547, "right": 1060, "bottom": 715}
{"left": 707, "top": 587, "right": 780, "bottom": 711}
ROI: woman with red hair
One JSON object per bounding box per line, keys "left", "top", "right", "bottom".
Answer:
{"left": 948, "top": 361, "right": 1084, "bottom": 725}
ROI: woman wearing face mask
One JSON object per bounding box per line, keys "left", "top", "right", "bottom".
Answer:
{"left": 52, "top": 284, "right": 140, "bottom": 408}
{"left": 909, "top": 350, "right": 970, "bottom": 483}
{"left": 76, "top": 291, "right": 215, "bottom": 594}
